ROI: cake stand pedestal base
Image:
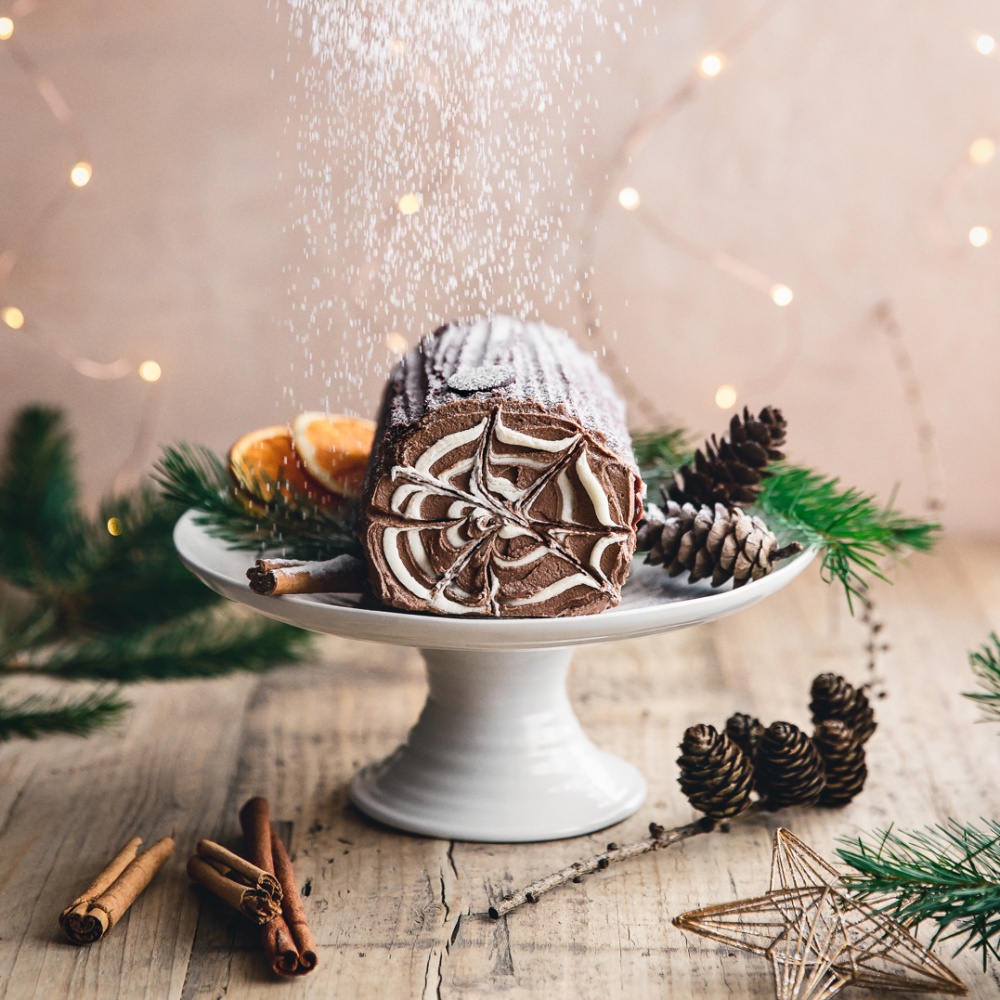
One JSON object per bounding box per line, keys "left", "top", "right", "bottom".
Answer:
{"left": 349, "top": 647, "right": 647, "bottom": 842}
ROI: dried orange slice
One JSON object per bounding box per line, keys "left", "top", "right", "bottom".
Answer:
{"left": 228, "top": 424, "right": 333, "bottom": 508}
{"left": 292, "top": 412, "right": 376, "bottom": 499}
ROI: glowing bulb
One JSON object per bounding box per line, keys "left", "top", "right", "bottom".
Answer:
{"left": 975, "top": 34, "right": 996, "bottom": 55}
{"left": 715, "top": 384, "right": 738, "bottom": 409}
{"left": 699, "top": 53, "right": 724, "bottom": 77}
{"left": 770, "top": 284, "right": 794, "bottom": 307}
{"left": 386, "top": 331, "right": 408, "bottom": 355}
{"left": 969, "top": 225, "right": 992, "bottom": 247}
{"left": 969, "top": 137, "right": 996, "bottom": 165}
{"left": 138, "top": 360, "right": 162, "bottom": 382}
{"left": 397, "top": 193, "right": 421, "bottom": 215}
{"left": 391, "top": 38, "right": 406, "bottom": 56}
{"left": 70, "top": 162, "right": 92, "bottom": 187}
{"left": 618, "top": 186, "right": 640, "bottom": 210}
{"left": 0, "top": 17, "right": 13, "bottom": 40}
{"left": 2, "top": 306, "right": 24, "bottom": 329}
{"left": 106, "top": 517, "right": 123, "bottom": 536}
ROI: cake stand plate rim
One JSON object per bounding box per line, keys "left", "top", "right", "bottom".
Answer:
{"left": 174, "top": 510, "right": 816, "bottom": 650}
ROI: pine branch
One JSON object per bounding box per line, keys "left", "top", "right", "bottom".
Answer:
{"left": 631, "top": 427, "right": 693, "bottom": 488}
{"left": 0, "top": 690, "right": 127, "bottom": 740}
{"left": 838, "top": 820, "right": 1000, "bottom": 969}
{"left": 0, "top": 406, "right": 84, "bottom": 588}
{"left": 154, "top": 443, "right": 363, "bottom": 561}
{"left": 965, "top": 633, "right": 1000, "bottom": 723}
{"left": 756, "top": 463, "right": 940, "bottom": 608}
{"left": 13, "top": 610, "right": 312, "bottom": 682}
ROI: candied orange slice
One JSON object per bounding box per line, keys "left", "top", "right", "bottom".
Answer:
{"left": 228, "top": 424, "right": 333, "bottom": 507}
{"left": 292, "top": 412, "right": 376, "bottom": 499}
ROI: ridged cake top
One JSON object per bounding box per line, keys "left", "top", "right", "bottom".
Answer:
{"left": 386, "top": 317, "right": 635, "bottom": 464}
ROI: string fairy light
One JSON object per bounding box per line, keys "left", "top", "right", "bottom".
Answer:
{"left": 576, "top": 0, "right": 798, "bottom": 425}
{"left": 968, "top": 225, "right": 992, "bottom": 247}
{"left": 396, "top": 192, "right": 421, "bottom": 215}
{"left": 974, "top": 33, "right": 996, "bottom": 56}
{"left": 698, "top": 53, "right": 724, "bottom": 77}
{"left": 1, "top": 4, "right": 162, "bottom": 493}
{"left": 714, "top": 384, "right": 737, "bottom": 409}
{"left": 617, "top": 186, "right": 641, "bottom": 210}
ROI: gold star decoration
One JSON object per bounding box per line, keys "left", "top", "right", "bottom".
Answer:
{"left": 673, "top": 828, "right": 967, "bottom": 1000}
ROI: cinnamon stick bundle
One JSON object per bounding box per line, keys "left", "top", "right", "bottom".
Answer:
{"left": 239, "top": 796, "right": 318, "bottom": 976}
{"left": 186, "top": 839, "right": 282, "bottom": 924}
{"left": 59, "top": 835, "right": 175, "bottom": 945}
{"left": 247, "top": 554, "right": 366, "bottom": 596}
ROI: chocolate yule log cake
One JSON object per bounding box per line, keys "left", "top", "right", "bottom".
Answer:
{"left": 361, "top": 317, "right": 644, "bottom": 617}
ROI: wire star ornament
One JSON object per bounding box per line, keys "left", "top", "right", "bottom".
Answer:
{"left": 673, "top": 828, "right": 967, "bottom": 1000}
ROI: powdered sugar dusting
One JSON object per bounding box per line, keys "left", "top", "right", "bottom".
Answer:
{"left": 279, "top": 0, "right": 639, "bottom": 413}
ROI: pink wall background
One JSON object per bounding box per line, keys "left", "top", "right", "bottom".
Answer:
{"left": 2, "top": 0, "right": 998, "bottom": 532}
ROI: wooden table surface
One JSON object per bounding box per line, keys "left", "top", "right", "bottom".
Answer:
{"left": 3, "top": 539, "right": 1000, "bottom": 999}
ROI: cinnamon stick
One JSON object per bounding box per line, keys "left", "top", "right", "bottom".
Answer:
{"left": 59, "top": 835, "right": 175, "bottom": 945}
{"left": 186, "top": 856, "right": 281, "bottom": 924}
{"left": 247, "top": 554, "right": 366, "bottom": 596}
{"left": 239, "top": 796, "right": 318, "bottom": 976}
{"left": 186, "top": 837, "right": 282, "bottom": 923}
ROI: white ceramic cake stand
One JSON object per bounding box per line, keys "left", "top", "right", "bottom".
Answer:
{"left": 174, "top": 511, "right": 814, "bottom": 842}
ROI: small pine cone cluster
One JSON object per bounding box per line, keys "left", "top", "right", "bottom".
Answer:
{"left": 813, "top": 719, "right": 868, "bottom": 807}
{"left": 810, "top": 672, "right": 877, "bottom": 745}
{"left": 755, "top": 722, "right": 825, "bottom": 809}
{"left": 639, "top": 500, "right": 799, "bottom": 589}
{"left": 676, "top": 725, "right": 755, "bottom": 820}
{"left": 676, "top": 674, "right": 876, "bottom": 818}
{"left": 669, "top": 406, "right": 787, "bottom": 508}
{"left": 725, "top": 712, "right": 764, "bottom": 762}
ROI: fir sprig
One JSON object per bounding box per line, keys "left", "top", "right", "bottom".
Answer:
{"left": 631, "top": 427, "right": 693, "bottom": 488}
{"left": 0, "top": 406, "right": 314, "bottom": 741}
{"left": 630, "top": 428, "right": 939, "bottom": 609}
{"left": 838, "top": 821, "right": 1000, "bottom": 968}
{"left": 965, "top": 633, "right": 1000, "bottom": 723}
{"left": 154, "top": 443, "right": 363, "bottom": 561}
{"left": 0, "top": 690, "right": 127, "bottom": 740}
{"left": 20, "top": 610, "right": 312, "bottom": 682}
{"left": 757, "top": 463, "right": 939, "bottom": 607}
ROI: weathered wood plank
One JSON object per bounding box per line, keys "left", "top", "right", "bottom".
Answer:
{"left": 2, "top": 540, "right": 999, "bottom": 998}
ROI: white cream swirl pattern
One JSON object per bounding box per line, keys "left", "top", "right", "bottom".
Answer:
{"left": 379, "top": 410, "right": 634, "bottom": 615}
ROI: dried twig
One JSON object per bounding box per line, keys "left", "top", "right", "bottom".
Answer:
{"left": 488, "top": 816, "right": 720, "bottom": 920}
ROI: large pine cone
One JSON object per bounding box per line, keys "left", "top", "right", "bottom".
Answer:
{"left": 813, "top": 719, "right": 868, "bottom": 807}
{"left": 755, "top": 721, "right": 825, "bottom": 809}
{"left": 725, "top": 713, "right": 765, "bottom": 762}
{"left": 669, "top": 406, "right": 786, "bottom": 508}
{"left": 809, "top": 673, "right": 877, "bottom": 745}
{"left": 677, "top": 724, "right": 755, "bottom": 819}
{"left": 640, "top": 500, "right": 798, "bottom": 588}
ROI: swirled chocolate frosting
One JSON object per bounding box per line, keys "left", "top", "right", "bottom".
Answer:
{"left": 362, "top": 317, "right": 643, "bottom": 616}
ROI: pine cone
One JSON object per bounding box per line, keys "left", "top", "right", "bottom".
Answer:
{"left": 643, "top": 500, "right": 798, "bottom": 588}
{"left": 755, "top": 721, "right": 825, "bottom": 809}
{"left": 725, "top": 713, "right": 764, "bottom": 762}
{"left": 809, "top": 673, "right": 877, "bottom": 745}
{"left": 635, "top": 502, "right": 666, "bottom": 553}
{"left": 669, "top": 406, "right": 787, "bottom": 508}
{"left": 813, "top": 719, "right": 867, "bottom": 807}
{"left": 677, "top": 724, "right": 755, "bottom": 819}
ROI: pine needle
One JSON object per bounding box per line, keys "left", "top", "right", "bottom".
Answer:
{"left": 965, "top": 633, "right": 1000, "bottom": 723}
{"left": 18, "top": 610, "right": 312, "bottom": 682}
{"left": 838, "top": 821, "right": 1000, "bottom": 968}
{"left": 0, "top": 690, "right": 127, "bottom": 740}
{"left": 0, "top": 406, "right": 83, "bottom": 588}
{"left": 631, "top": 427, "right": 693, "bottom": 488}
{"left": 756, "top": 463, "right": 940, "bottom": 609}
{"left": 154, "top": 443, "right": 363, "bottom": 560}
